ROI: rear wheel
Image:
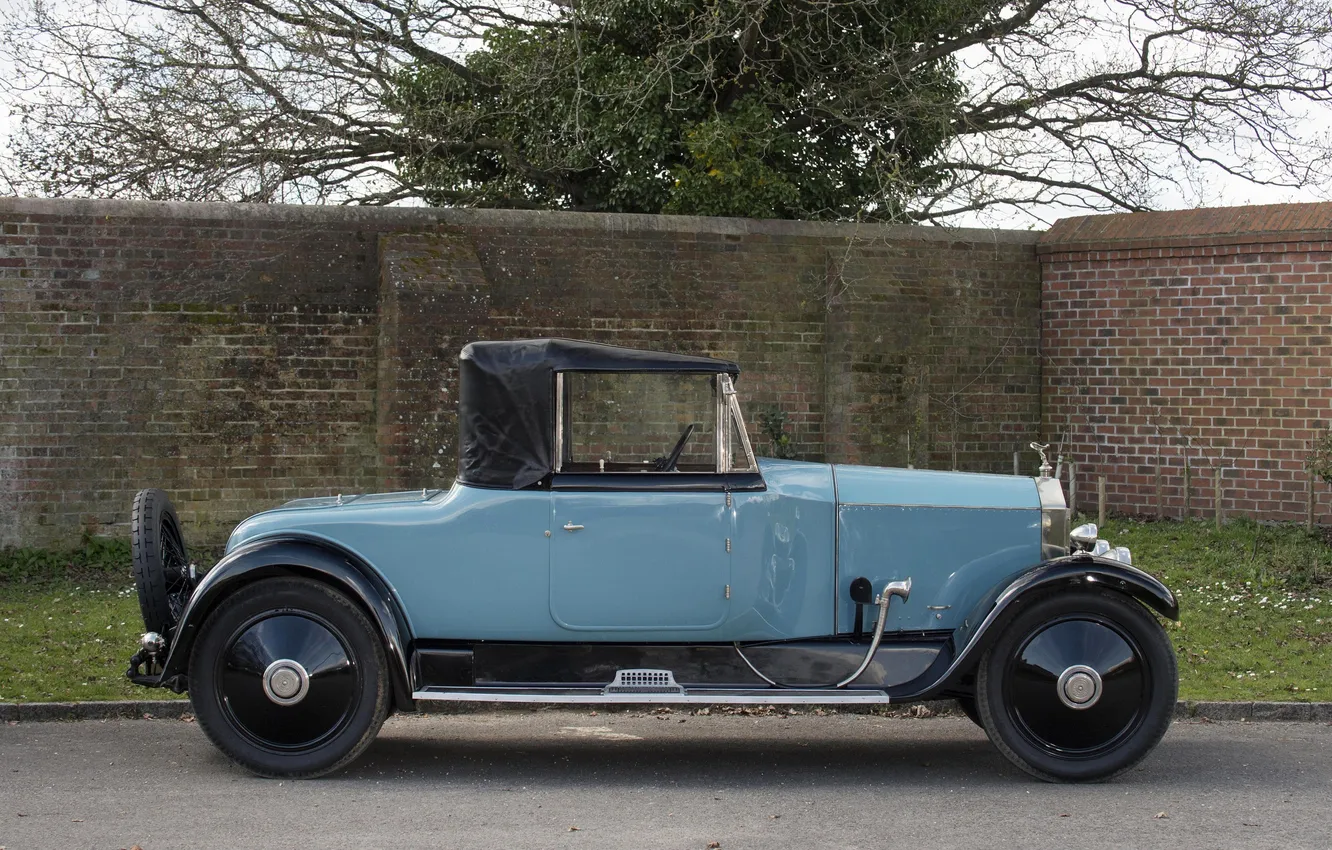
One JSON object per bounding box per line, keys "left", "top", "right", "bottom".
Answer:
{"left": 189, "top": 577, "right": 389, "bottom": 778}
{"left": 976, "top": 591, "right": 1176, "bottom": 782}
{"left": 130, "top": 488, "right": 193, "bottom": 636}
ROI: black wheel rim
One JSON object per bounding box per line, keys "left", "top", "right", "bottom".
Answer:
{"left": 159, "top": 514, "right": 192, "bottom": 624}
{"left": 1003, "top": 615, "right": 1149, "bottom": 758}
{"left": 218, "top": 612, "right": 360, "bottom": 751}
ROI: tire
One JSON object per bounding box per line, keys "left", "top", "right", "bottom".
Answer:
{"left": 188, "top": 577, "right": 390, "bottom": 778}
{"left": 975, "top": 590, "right": 1177, "bottom": 783}
{"left": 130, "top": 488, "right": 193, "bottom": 636}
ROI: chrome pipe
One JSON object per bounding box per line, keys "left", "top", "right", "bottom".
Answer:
{"left": 836, "top": 579, "right": 912, "bottom": 688}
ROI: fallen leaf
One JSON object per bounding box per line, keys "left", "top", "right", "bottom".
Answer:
{"left": 568, "top": 826, "right": 580, "bottom": 832}
{"left": 1058, "top": 813, "right": 1070, "bottom": 818}
{"left": 1154, "top": 812, "right": 1168, "bottom": 819}
{"left": 707, "top": 843, "right": 721, "bottom": 849}
{"left": 770, "top": 814, "right": 781, "bottom": 820}
{"left": 16, "top": 813, "right": 26, "bottom": 817}
{"left": 180, "top": 714, "right": 195, "bottom": 723}
{"left": 71, "top": 819, "right": 83, "bottom": 823}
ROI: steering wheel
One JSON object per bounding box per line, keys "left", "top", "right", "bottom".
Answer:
{"left": 654, "top": 423, "right": 698, "bottom": 471}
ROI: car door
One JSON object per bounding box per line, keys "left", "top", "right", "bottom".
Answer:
{"left": 548, "top": 369, "right": 732, "bottom": 637}
{"left": 550, "top": 490, "right": 730, "bottom": 632}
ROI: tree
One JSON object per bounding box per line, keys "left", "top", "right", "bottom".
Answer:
{"left": 2, "top": 0, "right": 1331, "bottom": 221}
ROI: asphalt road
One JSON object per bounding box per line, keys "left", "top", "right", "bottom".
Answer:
{"left": 1, "top": 710, "right": 1329, "bottom": 850}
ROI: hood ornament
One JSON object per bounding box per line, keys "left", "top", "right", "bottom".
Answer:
{"left": 1030, "top": 442, "right": 1052, "bottom": 479}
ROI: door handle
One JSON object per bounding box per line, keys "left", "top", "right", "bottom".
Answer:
{"left": 563, "top": 522, "right": 585, "bottom": 532}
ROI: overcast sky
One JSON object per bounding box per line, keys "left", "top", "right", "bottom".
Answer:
{"left": 0, "top": 0, "right": 1328, "bottom": 228}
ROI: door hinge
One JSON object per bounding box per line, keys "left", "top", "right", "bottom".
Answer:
{"left": 725, "top": 492, "right": 732, "bottom": 508}
{"left": 725, "top": 537, "right": 731, "bottom": 552}
{"left": 725, "top": 584, "right": 731, "bottom": 599}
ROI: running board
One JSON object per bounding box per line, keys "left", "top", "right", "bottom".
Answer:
{"left": 413, "top": 686, "right": 892, "bottom": 705}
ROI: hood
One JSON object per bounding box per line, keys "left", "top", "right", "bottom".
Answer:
{"left": 833, "top": 464, "right": 1042, "bottom": 510}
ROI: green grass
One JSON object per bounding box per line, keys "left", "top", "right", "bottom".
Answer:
{"left": 1091, "top": 516, "right": 1332, "bottom": 702}
{"left": 1, "top": 520, "right": 1330, "bottom": 703}
{"left": 0, "top": 538, "right": 183, "bottom": 703}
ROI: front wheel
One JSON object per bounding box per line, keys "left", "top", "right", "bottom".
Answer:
{"left": 975, "top": 590, "right": 1177, "bottom": 782}
{"left": 189, "top": 577, "right": 389, "bottom": 778}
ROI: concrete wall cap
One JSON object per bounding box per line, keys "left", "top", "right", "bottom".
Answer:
{"left": 0, "top": 196, "right": 1039, "bottom": 245}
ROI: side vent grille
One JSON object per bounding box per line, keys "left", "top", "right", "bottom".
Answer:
{"left": 602, "top": 669, "right": 684, "bottom": 695}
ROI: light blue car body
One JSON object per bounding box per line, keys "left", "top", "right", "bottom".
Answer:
{"left": 227, "top": 458, "right": 1043, "bottom": 645}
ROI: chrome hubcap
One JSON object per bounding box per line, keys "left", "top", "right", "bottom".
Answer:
{"left": 1057, "top": 664, "right": 1102, "bottom": 710}
{"left": 262, "top": 659, "right": 310, "bottom": 706}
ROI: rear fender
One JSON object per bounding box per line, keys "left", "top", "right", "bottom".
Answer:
{"left": 157, "top": 536, "right": 415, "bottom": 712}
{"left": 933, "top": 554, "right": 1178, "bottom": 693}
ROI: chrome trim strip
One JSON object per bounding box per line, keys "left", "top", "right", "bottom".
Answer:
{"left": 838, "top": 503, "right": 1039, "bottom": 511}
{"left": 413, "top": 687, "right": 892, "bottom": 705}
{"left": 716, "top": 372, "right": 728, "bottom": 473}
{"left": 554, "top": 373, "right": 565, "bottom": 473}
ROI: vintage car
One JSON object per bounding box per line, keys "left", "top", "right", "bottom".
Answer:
{"left": 126, "top": 338, "right": 1178, "bottom": 781}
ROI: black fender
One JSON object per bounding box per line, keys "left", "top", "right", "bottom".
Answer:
{"left": 155, "top": 536, "right": 416, "bottom": 712}
{"left": 920, "top": 554, "right": 1178, "bottom": 696}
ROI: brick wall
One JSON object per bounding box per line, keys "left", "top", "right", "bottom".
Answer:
{"left": 1039, "top": 204, "right": 1332, "bottom": 523}
{"left": 1, "top": 199, "right": 1042, "bottom": 548}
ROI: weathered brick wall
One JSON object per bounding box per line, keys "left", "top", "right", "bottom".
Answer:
{"left": 378, "top": 217, "right": 1042, "bottom": 486}
{"left": 1039, "top": 204, "right": 1332, "bottom": 522}
{"left": 826, "top": 238, "right": 1041, "bottom": 471}
{"left": 1, "top": 198, "right": 1042, "bottom": 549}
{"left": 0, "top": 200, "right": 387, "bottom": 547}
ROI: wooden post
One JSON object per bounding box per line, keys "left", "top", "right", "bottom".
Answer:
{"left": 1308, "top": 471, "right": 1316, "bottom": 532}
{"left": 1214, "top": 467, "right": 1224, "bottom": 530}
{"left": 1097, "top": 476, "right": 1107, "bottom": 527}
{"left": 1069, "top": 461, "right": 1078, "bottom": 517}
{"left": 1183, "top": 454, "right": 1191, "bottom": 519}
{"left": 1155, "top": 445, "right": 1163, "bottom": 519}
{"left": 1013, "top": 451, "right": 1020, "bottom": 476}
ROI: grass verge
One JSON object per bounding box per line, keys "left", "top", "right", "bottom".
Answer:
{"left": 1, "top": 519, "right": 1330, "bottom": 704}
{"left": 1093, "top": 515, "right": 1332, "bottom": 702}
{"left": 0, "top": 539, "right": 184, "bottom": 703}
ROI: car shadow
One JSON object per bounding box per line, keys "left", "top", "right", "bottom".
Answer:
{"left": 330, "top": 717, "right": 1303, "bottom": 789}
{"left": 343, "top": 733, "right": 1005, "bottom": 788}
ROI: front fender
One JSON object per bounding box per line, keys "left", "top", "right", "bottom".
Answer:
{"left": 156, "top": 536, "right": 415, "bottom": 712}
{"left": 929, "top": 554, "right": 1178, "bottom": 694}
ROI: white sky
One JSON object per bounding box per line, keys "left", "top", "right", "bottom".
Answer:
{"left": 0, "top": 0, "right": 1328, "bottom": 227}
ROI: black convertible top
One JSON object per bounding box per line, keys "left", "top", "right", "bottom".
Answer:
{"left": 457, "top": 339, "right": 740, "bottom": 489}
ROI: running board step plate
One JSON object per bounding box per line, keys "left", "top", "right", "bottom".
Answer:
{"left": 413, "top": 686, "right": 891, "bottom": 705}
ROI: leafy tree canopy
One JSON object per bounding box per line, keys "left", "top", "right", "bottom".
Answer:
{"left": 2, "top": 0, "right": 1331, "bottom": 222}
{"left": 388, "top": 0, "right": 970, "bottom": 218}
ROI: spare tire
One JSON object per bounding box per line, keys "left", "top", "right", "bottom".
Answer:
{"left": 131, "top": 488, "right": 194, "bottom": 636}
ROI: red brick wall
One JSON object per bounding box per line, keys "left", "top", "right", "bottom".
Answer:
{"left": 1039, "top": 204, "right": 1332, "bottom": 522}
{"left": 1, "top": 199, "right": 1043, "bottom": 548}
